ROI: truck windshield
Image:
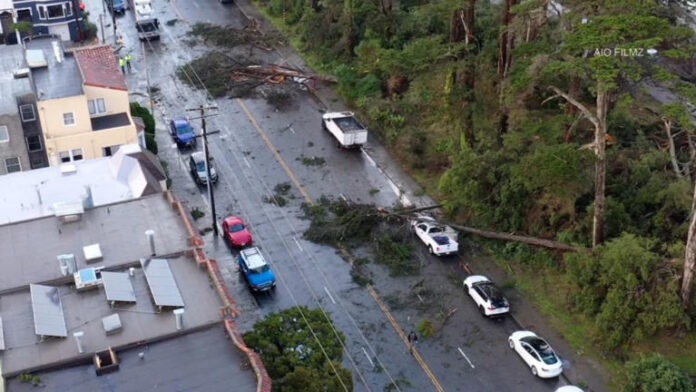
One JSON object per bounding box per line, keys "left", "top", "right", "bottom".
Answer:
{"left": 176, "top": 124, "right": 193, "bottom": 135}
{"left": 251, "top": 265, "right": 269, "bottom": 274}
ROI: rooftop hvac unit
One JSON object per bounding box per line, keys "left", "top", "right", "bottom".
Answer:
{"left": 53, "top": 201, "right": 84, "bottom": 223}
{"left": 74, "top": 267, "right": 104, "bottom": 291}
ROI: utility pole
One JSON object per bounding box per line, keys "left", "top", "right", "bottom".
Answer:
{"left": 99, "top": 14, "right": 105, "bottom": 43}
{"left": 73, "top": 0, "right": 83, "bottom": 41}
{"left": 186, "top": 106, "right": 219, "bottom": 236}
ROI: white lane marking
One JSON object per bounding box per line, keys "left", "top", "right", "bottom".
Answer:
{"left": 361, "top": 347, "right": 375, "bottom": 367}
{"left": 324, "top": 286, "right": 336, "bottom": 304}
{"left": 193, "top": 1, "right": 200, "bottom": 7}
{"left": 339, "top": 193, "right": 347, "bottom": 201}
{"left": 288, "top": 126, "right": 296, "bottom": 134}
{"left": 387, "top": 179, "right": 401, "bottom": 198}
{"left": 242, "top": 155, "right": 252, "bottom": 168}
{"left": 362, "top": 150, "right": 377, "bottom": 167}
{"left": 416, "top": 294, "right": 424, "bottom": 303}
{"left": 458, "top": 347, "right": 475, "bottom": 369}
{"left": 293, "top": 236, "right": 304, "bottom": 252}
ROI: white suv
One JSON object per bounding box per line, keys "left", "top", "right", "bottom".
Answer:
{"left": 463, "top": 275, "right": 509, "bottom": 317}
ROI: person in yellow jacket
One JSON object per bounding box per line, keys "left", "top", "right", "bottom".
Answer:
{"left": 118, "top": 57, "right": 126, "bottom": 74}
{"left": 125, "top": 54, "right": 132, "bottom": 72}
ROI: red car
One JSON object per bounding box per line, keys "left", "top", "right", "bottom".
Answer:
{"left": 222, "top": 216, "right": 252, "bottom": 247}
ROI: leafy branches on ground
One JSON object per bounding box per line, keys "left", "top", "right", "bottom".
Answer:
{"left": 623, "top": 354, "right": 695, "bottom": 392}
{"left": 243, "top": 306, "right": 353, "bottom": 391}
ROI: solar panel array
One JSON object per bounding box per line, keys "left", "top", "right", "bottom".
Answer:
{"left": 140, "top": 259, "right": 184, "bottom": 308}
{"left": 30, "top": 284, "right": 68, "bottom": 338}
{"left": 102, "top": 271, "right": 137, "bottom": 303}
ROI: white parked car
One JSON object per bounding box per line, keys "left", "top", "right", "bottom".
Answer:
{"left": 555, "top": 387, "right": 584, "bottom": 392}
{"left": 463, "top": 275, "right": 509, "bottom": 317}
{"left": 508, "top": 331, "right": 563, "bottom": 378}
{"left": 410, "top": 215, "right": 458, "bottom": 256}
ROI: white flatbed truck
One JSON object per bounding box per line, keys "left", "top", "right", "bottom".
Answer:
{"left": 321, "top": 112, "right": 368, "bottom": 149}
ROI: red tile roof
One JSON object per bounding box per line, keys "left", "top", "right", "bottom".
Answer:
{"left": 72, "top": 45, "right": 127, "bottom": 91}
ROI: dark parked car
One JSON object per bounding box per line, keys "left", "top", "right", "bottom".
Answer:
{"left": 189, "top": 152, "right": 218, "bottom": 185}
{"left": 169, "top": 117, "right": 197, "bottom": 148}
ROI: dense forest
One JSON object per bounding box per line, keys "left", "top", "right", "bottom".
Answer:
{"left": 254, "top": 0, "right": 696, "bottom": 385}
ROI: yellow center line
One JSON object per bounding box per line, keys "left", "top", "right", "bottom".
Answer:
{"left": 237, "top": 98, "right": 446, "bottom": 392}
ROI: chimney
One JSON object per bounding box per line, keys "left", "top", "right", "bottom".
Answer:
{"left": 145, "top": 230, "right": 155, "bottom": 256}
{"left": 173, "top": 308, "right": 184, "bottom": 331}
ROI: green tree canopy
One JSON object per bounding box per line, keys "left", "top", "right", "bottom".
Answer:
{"left": 623, "top": 354, "right": 695, "bottom": 392}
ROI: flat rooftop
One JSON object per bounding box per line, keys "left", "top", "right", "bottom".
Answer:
{"left": 0, "top": 255, "right": 222, "bottom": 376}
{"left": 0, "top": 144, "right": 162, "bottom": 226}
{"left": 26, "top": 37, "right": 83, "bottom": 100}
{"left": 0, "top": 44, "right": 32, "bottom": 115}
{"left": 0, "top": 194, "right": 188, "bottom": 292}
{"left": 5, "top": 325, "right": 257, "bottom": 392}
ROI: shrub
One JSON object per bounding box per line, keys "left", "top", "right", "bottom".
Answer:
{"left": 566, "top": 233, "right": 688, "bottom": 353}
{"left": 416, "top": 319, "right": 435, "bottom": 338}
{"left": 623, "top": 355, "right": 694, "bottom": 392}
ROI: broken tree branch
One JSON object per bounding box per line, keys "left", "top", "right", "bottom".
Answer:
{"left": 546, "top": 86, "right": 599, "bottom": 128}
{"left": 450, "top": 224, "right": 586, "bottom": 252}
{"left": 241, "top": 65, "right": 337, "bottom": 83}
{"left": 662, "top": 116, "right": 683, "bottom": 178}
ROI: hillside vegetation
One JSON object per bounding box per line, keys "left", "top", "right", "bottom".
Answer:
{"left": 254, "top": 0, "right": 696, "bottom": 385}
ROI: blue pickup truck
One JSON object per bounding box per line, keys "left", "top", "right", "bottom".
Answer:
{"left": 238, "top": 247, "right": 276, "bottom": 292}
{"left": 169, "top": 117, "right": 197, "bottom": 149}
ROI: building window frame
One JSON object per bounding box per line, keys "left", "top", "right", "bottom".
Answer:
{"left": 63, "top": 112, "right": 76, "bottom": 127}
{"left": 19, "top": 104, "right": 35, "bottom": 122}
{"left": 0, "top": 126, "right": 8, "bottom": 143}
{"left": 26, "top": 135, "right": 43, "bottom": 152}
{"left": 5, "top": 157, "right": 21, "bottom": 173}
{"left": 37, "top": 5, "right": 46, "bottom": 20}
{"left": 16, "top": 8, "right": 32, "bottom": 23}
{"left": 88, "top": 98, "right": 106, "bottom": 116}
{"left": 64, "top": 2, "right": 73, "bottom": 17}
{"left": 45, "top": 4, "right": 65, "bottom": 19}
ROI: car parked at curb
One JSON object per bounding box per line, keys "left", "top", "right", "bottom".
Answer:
{"left": 222, "top": 215, "right": 252, "bottom": 248}
{"left": 189, "top": 151, "right": 218, "bottom": 186}
{"left": 238, "top": 247, "right": 275, "bottom": 292}
{"left": 463, "top": 275, "right": 509, "bottom": 317}
{"left": 508, "top": 331, "right": 563, "bottom": 378}
{"left": 555, "top": 387, "right": 584, "bottom": 392}
{"left": 169, "top": 117, "right": 197, "bottom": 148}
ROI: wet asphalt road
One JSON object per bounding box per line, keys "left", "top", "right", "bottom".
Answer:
{"left": 96, "top": 0, "right": 585, "bottom": 390}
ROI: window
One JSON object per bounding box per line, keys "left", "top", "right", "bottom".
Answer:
{"left": 16, "top": 9, "right": 32, "bottom": 23}
{"left": 37, "top": 6, "right": 46, "bottom": 20}
{"left": 88, "top": 99, "right": 106, "bottom": 116}
{"left": 47, "top": 4, "right": 65, "bottom": 18}
{"left": 20, "top": 104, "right": 35, "bottom": 122}
{"left": 102, "top": 145, "right": 120, "bottom": 157}
{"left": 26, "top": 135, "right": 42, "bottom": 152}
{"left": 59, "top": 149, "right": 83, "bottom": 163}
{"left": 5, "top": 157, "right": 21, "bottom": 173}
{"left": 0, "top": 126, "right": 8, "bottom": 143}
{"left": 63, "top": 112, "right": 75, "bottom": 126}
{"left": 72, "top": 148, "right": 83, "bottom": 161}
{"left": 64, "top": 3, "right": 73, "bottom": 17}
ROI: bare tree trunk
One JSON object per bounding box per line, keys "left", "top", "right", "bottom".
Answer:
{"left": 681, "top": 180, "right": 696, "bottom": 308}
{"left": 564, "top": 78, "right": 580, "bottom": 142}
{"left": 592, "top": 87, "right": 608, "bottom": 247}
{"left": 686, "top": 131, "right": 695, "bottom": 179}
{"left": 497, "top": 0, "right": 517, "bottom": 77}
{"left": 448, "top": 224, "right": 584, "bottom": 252}
{"left": 545, "top": 85, "right": 607, "bottom": 247}
{"left": 663, "top": 117, "right": 683, "bottom": 178}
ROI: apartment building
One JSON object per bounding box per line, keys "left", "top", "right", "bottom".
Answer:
{"left": 26, "top": 37, "right": 142, "bottom": 165}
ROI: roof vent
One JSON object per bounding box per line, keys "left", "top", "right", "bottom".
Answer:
{"left": 13, "top": 68, "right": 30, "bottom": 79}
{"left": 60, "top": 163, "right": 77, "bottom": 175}
{"left": 53, "top": 201, "right": 84, "bottom": 223}
{"left": 25, "top": 49, "right": 48, "bottom": 68}
{"left": 52, "top": 41, "right": 63, "bottom": 63}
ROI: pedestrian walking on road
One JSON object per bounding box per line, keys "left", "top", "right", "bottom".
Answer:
{"left": 125, "top": 54, "right": 133, "bottom": 72}
{"left": 118, "top": 57, "right": 126, "bottom": 74}
{"left": 407, "top": 330, "right": 418, "bottom": 355}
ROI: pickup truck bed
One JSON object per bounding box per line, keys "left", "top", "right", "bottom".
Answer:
{"left": 322, "top": 112, "right": 368, "bottom": 148}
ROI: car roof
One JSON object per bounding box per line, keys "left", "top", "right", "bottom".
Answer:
{"left": 172, "top": 118, "right": 190, "bottom": 127}
{"left": 240, "top": 247, "right": 266, "bottom": 269}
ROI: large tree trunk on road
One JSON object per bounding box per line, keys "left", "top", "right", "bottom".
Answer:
{"left": 682, "top": 180, "right": 696, "bottom": 308}
{"left": 449, "top": 224, "right": 584, "bottom": 252}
